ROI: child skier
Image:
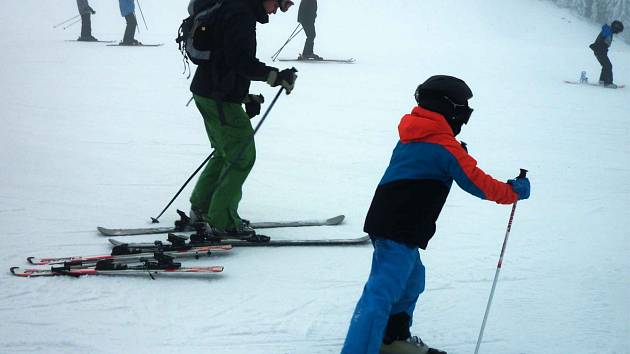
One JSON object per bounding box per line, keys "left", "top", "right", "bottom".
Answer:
{"left": 341, "top": 75, "right": 530, "bottom": 354}
{"left": 589, "top": 20, "right": 624, "bottom": 88}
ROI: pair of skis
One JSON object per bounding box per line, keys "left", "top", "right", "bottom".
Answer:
{"left": 99, "top": 212, "right": 367, "bottom": 247}
{"left": 12, "top": 241, "right": 232, "bottom": 278}
{"left": 11, "top": 213, "right": 369, "bottom": 278}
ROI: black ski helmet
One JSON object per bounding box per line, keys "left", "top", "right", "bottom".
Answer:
{"left": 414, "top": 75, "right": 474, "bottom": 135}
{"left": 611, "top": 20, "right": 624, "bottom": 33}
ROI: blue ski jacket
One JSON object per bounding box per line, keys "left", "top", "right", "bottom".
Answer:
{"left": 590, "top": 24, "right": 613, "bottom": 53}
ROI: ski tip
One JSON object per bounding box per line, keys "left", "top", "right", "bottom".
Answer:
{"left": 26, "top": 257, "right": 36, "bottom": 265}
{"left": 326, "top": 215, "right": 345, "bottom": 225}
{"left": 9, "top": 267, "right": 27, "bottom": 277}
{"left": 108, "top": 238, "right": 125, "bottom": 246}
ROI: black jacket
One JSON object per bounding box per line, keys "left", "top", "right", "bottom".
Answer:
{"left": 298, "top": 0, "right": 317, "bottom": 24}
{"left": 589, "top": 24, "right": 613, "bottom": 54}
{"left": 190, "top": 0, "right": 276, "bottom": 103}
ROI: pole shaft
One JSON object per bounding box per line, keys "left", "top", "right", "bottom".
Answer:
{"left": 53, "top": 14, "right": 81, "bottom": 28}
{"left": 271, "top": 24, "right": 303, "bottom": 61}
{"left": 474, "top": 200, "right": 518, "bottom": 354}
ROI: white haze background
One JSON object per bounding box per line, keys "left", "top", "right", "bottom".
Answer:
{"left": 0, "top": 0, "right": 628, "bottom": 353}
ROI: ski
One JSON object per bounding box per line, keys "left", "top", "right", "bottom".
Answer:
{"left": 564, "top": 80, "right": 625, "bottom": 89}
{"left": 65, "top": 39, "right": 116, "bottom": 43}
{"left": 12, "top": 253, "right": 223, "bottom": 278}
{"left": 27, "top": 244, "right": 232, "bottom": 266}
{"left": 11, "top": 265, "right": 224, "bottom": 278}
{"left": 107, "top": 43, "right": 164, "bottom": 47}
{"left": 278, "top": 58, "right": 355, "bottom": 63}
{"left": 109, "top": 234, "right": 370, "bottom": 248}
{"left": 97, "top": 212, "right": 345, "bottom": 236}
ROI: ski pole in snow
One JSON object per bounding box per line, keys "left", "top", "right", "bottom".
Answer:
{"left": 53, "top": 14, "right": 80, "bottom": 28}
{"left": 271, "top": 24, "right": 303, "bottom": 62}
{"left": 136, "top": 0, "right": 149, "bottom": 31}
{"left": 62, "top": 18, "right": 82, "bottom": 30}
{"left": 151, "top": 83, "right": 292, "bottom": 223}
{"left": 474, "top": 169, "right": 527, "bottom": 354}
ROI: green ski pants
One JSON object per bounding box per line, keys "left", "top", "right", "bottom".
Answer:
{"left": 189, "top": 95, "right": 256, "bottom": 230}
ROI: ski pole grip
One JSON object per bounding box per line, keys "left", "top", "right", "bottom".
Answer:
{"left": 518, "top": 168, "right": 528, "bottom": 179}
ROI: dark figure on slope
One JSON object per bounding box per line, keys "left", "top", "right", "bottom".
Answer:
{"left": 76, "top": 0, "right": 97, "bottom": 41}
{"left": 589, "top": 20, "right": 624, "bottom": 88}
{"left": 188, "top": 0, "right": 297, "bottom": 238}
{"left": 341, "top": 75, "right": 530, "bottom": 354}
{"left": 297, "top": 0, "right": 321, "bottom": 60}
{"left": 119, "top": 0, "right": 141, "bottom": 45}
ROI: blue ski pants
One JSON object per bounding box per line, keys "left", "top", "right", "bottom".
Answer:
{"left": 341, "top": 237, "right": 425, "bottom": 354}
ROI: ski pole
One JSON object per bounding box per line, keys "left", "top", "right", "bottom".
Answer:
{"left": 136, "top": 0, "right": 149, "bottom": 31}
{"left": 62, "top": 18, "right": 82, "bottom": 30}
{"left": 53, "top": 14, "right": 80, "bottom": 28}
{"left": 474, "top": 168, "right": 527, "bottom": 354}
{"left": 150, "top": 82, "right": 292, "bottom": 223}
{"left": 271, "top": 24, "right": 303, "bottom": 61}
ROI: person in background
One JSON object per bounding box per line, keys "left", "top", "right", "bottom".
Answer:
{"left": 188, "top": 0, "right": 298, "bottom": 239}
{"left": 76, "top": 0, "right": 97, "bottom": 41}
{"left": 297, "top": 0, "right": 321, "bottom": 60}
{"left": 341, "top": 75, "right": 530, "bottom": 354}
{"left": 119, "top": 0, "right": 141, "bottom": 45}
{"left": 589, "top": 20, "right": 624, "bottom": 88}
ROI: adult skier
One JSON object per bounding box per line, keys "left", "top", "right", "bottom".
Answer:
{"left": 589, "top": 20, "right": 624, "bottom": 88}
{"left": 341, "top": 75, "right": 531, "bottom": 354}
{"left": 118, "top": 0, "right": 140, "bottom": 45}
{"left": 297, "top": 0, "right": 321, "bottom": 60}
{"left": 76, "top": 0, "right": 97, "bottom": 41}
{"left": 188, "top": 0, "right": 298, "bottom": 238}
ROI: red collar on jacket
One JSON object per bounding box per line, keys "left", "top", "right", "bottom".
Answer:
{"left": 398, "top": 106, "right": 454, "bottom": 143}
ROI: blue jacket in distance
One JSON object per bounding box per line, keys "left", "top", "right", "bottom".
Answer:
{"left": 119, "top": 0, "right": 135, "bottom": 17}
{"left": 590, "top": 24, "right": 613, "bottom": 53}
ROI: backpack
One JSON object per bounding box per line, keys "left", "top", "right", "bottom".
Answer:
{"left": 176, "top": 0, "right": 224, "bottom": 73}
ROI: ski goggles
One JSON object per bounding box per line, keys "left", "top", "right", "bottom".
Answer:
{"left": 444, "top": 96, "right": 474, "bottom": 124}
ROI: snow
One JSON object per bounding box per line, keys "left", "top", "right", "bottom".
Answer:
{"left": 1, "top": 0, "right": 628, "bottom": 353}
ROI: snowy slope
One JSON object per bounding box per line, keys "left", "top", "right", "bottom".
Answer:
{"left": 1, "top": 0, "right": 628, "bottom": 353}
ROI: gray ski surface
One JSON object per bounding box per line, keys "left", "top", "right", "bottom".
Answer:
{"left": 108, "top": 234, "right": 370, "bottom": 248}
{"left": 97, "top": 214, "right": 345, "bottom": 237}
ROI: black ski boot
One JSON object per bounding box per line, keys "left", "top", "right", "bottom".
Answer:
{"left": 381, "top": 313, "right": 446, "bottom": 354}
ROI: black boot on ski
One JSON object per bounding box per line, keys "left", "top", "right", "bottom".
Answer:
{"left": 77, "top": 35, "right": 98, "bottom": 42}
{"left": 381, "top": 313, "right": 446, "bottom": 354}
{"left": 380, "top": 336, "right": 446, "bottom": 354}
{"left": 298, "top": 53, "right": 323, "bottom": 61}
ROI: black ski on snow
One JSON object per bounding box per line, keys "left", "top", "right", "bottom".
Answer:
{"left": 97, "top": 212, "right": 345, "bottom": 237}
{"left": 563, "top": 80, "right": 625, "bottom": 89}
{"left": 65, "top": 39, "right": 117, "bottom": 43}
{"left": 12, "top": 253, "right": 224, "bottom": 278}
{"left": 11, "top": 265, "right": 224, "bottom": 278}
{"left": 278, "top": 58, "right": 355, "bottom": 63}
{"left": 106, "top": 43, "right": 164, "bottom": 47}
{"left": 27, "top": 244, "right": 232, "bottom": 266}
{"left": 108, "top": 233, "right": 370, "bottom": 248}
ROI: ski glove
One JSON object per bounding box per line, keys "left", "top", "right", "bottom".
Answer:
{"left": 243, "top": 94, "right": 264, "bottom": 119}
{"left": 508, "top": 177, "right": 530, "bottom": 200}
{"left": 89, "top": 6, "right": 96, "bottom": 14}
{"left": 267, "top": 68, "right": 298, "bottom": 94}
